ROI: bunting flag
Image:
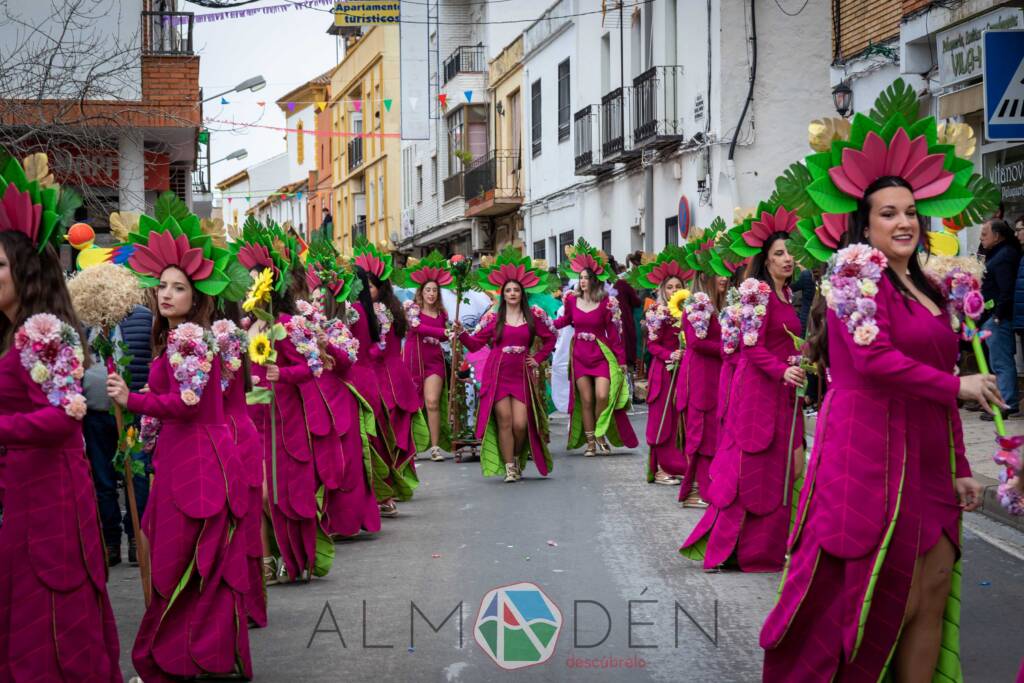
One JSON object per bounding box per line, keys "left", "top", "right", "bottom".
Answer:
{"left": 204, "top": 117, "right": 402, "bottom": 138}
{"left": 257, "top": 101, "right": 266, "bottom": 107}
{"left": 384, "top": 99, "right": 393, "bottom": 112}
{"left": 464, "top": 90, "right": 473, "bottom": 103}
{"left": 353, "top": 100, "right": 362, "bottom": 113}
{"left": 220, "top": 97, "right": 229, "bottom": 105}
{"left": 316, "top": 101, "right": 327, "bottom": 111}
{"left": 287, "top": 102, "right": 296, "bottom": 111}
{"left": 297, "top": 191, "right": 303, "bottom": 200}
{"left": 438, "top": 93, "right": 447, "bottom": 108}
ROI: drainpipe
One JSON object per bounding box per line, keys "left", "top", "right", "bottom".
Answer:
{"left": 727, "top": 0, "right": 756, "bottom": 211}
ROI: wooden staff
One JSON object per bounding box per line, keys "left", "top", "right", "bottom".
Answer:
{"left": 447, "top": 291, "right": 464, "bottom": 440}
{"left": 106, "top": 351, "right": 151, "bottom": 607}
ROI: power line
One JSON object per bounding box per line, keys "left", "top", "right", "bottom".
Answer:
{"left": 772, "top": 0, "right": 809, "bottom": 16}
{"left": 279, "top": 0, "right": 654, "bottom": 25}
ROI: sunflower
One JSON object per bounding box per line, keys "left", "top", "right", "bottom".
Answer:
{"left": 667, "top": 288, "right": 691, "bottom": 320}
{"left": 243, "top": 268, "right": 275, "bottom": 312}
{"left": 249, "top": 333, "right": 272, "bottom": 365}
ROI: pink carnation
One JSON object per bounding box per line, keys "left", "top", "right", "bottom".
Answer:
{"left": 65, "top": 394, "right": 87, "bottom": 419}
{"left": 181, "top": 389, "right": 199, "bottom": 405}
{"left": 963, "top": 290, "right": 985, "bottom": 320}
{"left": 23, "top": 313, "right": 62, "bottom": 345}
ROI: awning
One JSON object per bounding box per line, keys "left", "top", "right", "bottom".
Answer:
{"left": 939, "top": 83, "right": 983, "bottom": 119}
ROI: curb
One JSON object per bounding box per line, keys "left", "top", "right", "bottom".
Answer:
{"left": 976, "top": 473, "right": 1024, "bottom": 532}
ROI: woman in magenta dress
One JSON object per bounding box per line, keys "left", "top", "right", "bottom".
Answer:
{"left": 675, "top": 271, "right": 729, "bottom": 507}
{"left": 110, "top": 213, "right": 252, "bottom": 680}
{"left": 759, "top": 174, "right": 992, "bottom": 676}
{"left": 212, "top": 311, "right": 267, "bottom": 628}
{"left": 401, "top": 252, "right": 454, "bottom": 461}
{"left": 629, "top": 246, "right": 691, "bottom": 485}
{"left": 0, "top": 223, "right": 121, "bottom": 681}
{"left": 453, "top": 249, "right": 557, "bottom": 482}
{"left": 680, "top": 207, "right": 807, "bottom": 573}
{"left": 300, "top": 255, "right": 381, "bottom": 539}
{"left": 555, "top": 239, "right": 638, "bottom": 456}
{"left": 347, "top": 240, "right": 426, "bottom": 516}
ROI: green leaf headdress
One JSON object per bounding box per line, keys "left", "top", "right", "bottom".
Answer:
{"left": 306, "top": 237, "right": 362, "bottom": 303}
{"left": 352, "top": 236, "right": 394, "bottom": 282}
{"left": 0, "top": 150, "right": 67, "bottom": 253}
{"left": 559, "top": 237, "right": 612, "bottom": 282}
{"left": 229, "top": 216, "right": 295, "bottom": 296}
{"left": 401, "top": 250, "right": 454, "bottom": 289}
{"left": 125, "top": 191, "right": 235, "bottom": 297}
{"left": 627, "top": 244, "right": 693, "bottom": 289}
{"left": 477, "top": 245, "right": 551, "bottom": 294}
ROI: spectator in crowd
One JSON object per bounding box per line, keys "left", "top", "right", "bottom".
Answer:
{"left": 791, "top": 267, "right": 816, "bottom": 337}
{"left": 82, "top": 302, "right": 153, "bottom": 565}
{"left": 608, "top": 255, "right": 641, "bottom": 372}
{"left": 980, "top": 218, "right": 1021, "bottom": 420}
{"left": 1012, "top": 215, "right": 1024, "bottom": 372}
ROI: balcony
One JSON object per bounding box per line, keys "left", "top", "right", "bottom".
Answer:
{"left": 443, "top": 45, "right": 486, "bottom": 85}
{"left": 443, "top": 172, "right": 464, "bottom": 202}
{"left": 142, "top": 11, "right": 194, "bottom": 55}
{"left": 574, "top": 105, "right": 613, "bottom": 176}
{"left": 601, "top": 87, "right": 639, "bottom": 163}
{"left": 633, "top": 66, "right": 685, "bottom": 149}
{"left": 347, "top": 137, "right": 363, "bottom": 172}
{"left": 465, "top": 151, "right": 523, "bottom": 217}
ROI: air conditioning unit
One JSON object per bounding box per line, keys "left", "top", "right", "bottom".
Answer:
{"left": 471, "top": 222, "right": 493, "bottom": 252}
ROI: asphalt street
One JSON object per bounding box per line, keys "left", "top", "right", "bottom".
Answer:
{"left": 107, "top": 413, "right": 1024, "bottom": 682}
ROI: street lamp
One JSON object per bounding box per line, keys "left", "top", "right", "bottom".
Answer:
{"left": 832, "top": 81, "right": 853, "bottom": 118}
{"left": 211, "top": 148, "right": 248, "bottom": 165}
{"left": 203, "top": 75, "right": 267, "bottom": 103}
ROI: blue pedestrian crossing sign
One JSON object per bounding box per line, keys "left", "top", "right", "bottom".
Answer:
{"left": 984, "top": 30, "right": 1024, "bottom": 140}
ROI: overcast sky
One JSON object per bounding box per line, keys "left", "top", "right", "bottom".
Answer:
{"left": 192, "top": 1, "right": 341, "bottom": 191}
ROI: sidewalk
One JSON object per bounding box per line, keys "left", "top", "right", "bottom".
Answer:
{"left": 959, "top": 408, "right": 1024, "bottom": 532}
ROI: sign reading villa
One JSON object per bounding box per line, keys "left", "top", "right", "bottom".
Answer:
{"left": 936, "top": 8, "right": 1024, "bottom": 87}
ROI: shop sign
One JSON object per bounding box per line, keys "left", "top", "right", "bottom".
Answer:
{"left": 937, "top": 7, "right": 1023, "bottom": 87}
{"left": 984, "top": 146, "right": 1024, "bottom": 203}
{"left": 333, "top": 1, "right": 400, "bottom": 26}
{"left": 45, "top": 148, "right": 170, "bottom": 191}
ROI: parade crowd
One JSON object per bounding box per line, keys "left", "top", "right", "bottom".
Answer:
{"left": 1, "top": 78, "right": 1023, "bottom": 683}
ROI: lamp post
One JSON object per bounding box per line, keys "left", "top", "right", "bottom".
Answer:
{"left": 211, "top": 148, "right": 248, "bottom": 165}
{"left": 203, "top": 75, "right": 267, "bottom": 103}
{"left": 832, "top": 81, "right": 853, "bottom": 118}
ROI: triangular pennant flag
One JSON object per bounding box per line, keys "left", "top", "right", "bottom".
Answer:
{"left": 245, "top": 196, "right": 251, "bottom": 202}
{"left": 316, "top": 101, "right": 327, "bottom": 112}
{"left": 297, "top": 191, "right": 303, "bottom": 200}
{"left": 227, "top": 197, "right": 233, "bottom": 203}
{"left": 220, "top": 97, "right": 229, "bottom": 104}
{"left": 257, "top": 101, "right": 266, "bottom": 107}
{"left": 280, "top": 194, "right": 287, "bottom": 201}
{"left": 464, "top": 90, "right": 473, "bottom": 103}
{"left": 287, "top": 102, "right": 296, "bottom": 111}
{"left": 438, "top": 93, "right": 447, "bottom": 108}
{"left": 384, "top": 98, "right": 393, "bottom": 112}
{"left": 409, "top": 97, "right": 418, "bottom": 111}
{"left": 353, "top": 99, "right": 362, "bottom": 113}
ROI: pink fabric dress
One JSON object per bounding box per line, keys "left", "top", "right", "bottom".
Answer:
{"left": 554, "top": 293, "right": 639, "bottom": 449}
{"left": 265, "top": 313, "right": 330, "bottom": 581}
{"left": 643, "top": 304, "right": 687, "bottom": 478}
{"left": 222, "top": 363, "right": 267, "bottom": 629}
{"left": 403, "top": 301, "right": 448, "bottom": 392}
{"left": 0, "top": 342, "right": 122, "bottom": 682}
{"left": 676, "top": 312, "right": 723, "bottom": 499}
{"left": 680, "top": 291, "right": 804, "bottom": 572}
{"left": 128, "top": 349, "right": 252, "bottom": 681}
{"left": 459, "top": 307, "right": 557, "bottom": 477}
{"left": 761, "top": 277, "right": 970, "bottom": 681}
{"left": 319, "top": 331, "right": 381, "bottom": 537}
{"left": 347, "top": 302, "right": 421, "bottom": 501}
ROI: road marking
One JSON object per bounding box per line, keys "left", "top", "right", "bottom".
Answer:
{"left": 963, "top": 517, "right": 1024, "bottom": 562}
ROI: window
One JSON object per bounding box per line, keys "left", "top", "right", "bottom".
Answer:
{"left": 416, "top": 165, "right": 423, "bottom": 203}
{"left": 447, "top": 109, "right": 464, "bottom": 176}
{"left": 665, "top": 216, "right": 679, "bottom": 247}
{"left": 431, "top": 155, "right": 438, "bottom": 195}
{"left": 533, "top": 239, "right": 546, "bottom": 261}
{"left": 558, "top": 230, "right": 573, "bottom": 265}
{"left": 557, "top": 60, "right": 571, "bottom": 142}
{"left": 601, "top": 34, "right": 611, "bottom": 95}
{"left": 531, "top": 79, "right": 542, "bottom": 157}
{"left": 378, "top": 175, "right": 384, "bottom": 223}
{"left": 601, "top": 230, "right": 611, "bottom": 255}
{"left": 296, "top": 120, "right": 305, "bottom": 165}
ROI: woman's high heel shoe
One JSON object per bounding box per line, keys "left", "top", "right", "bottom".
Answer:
{"left": 584, "top": 431, "right": 597, "bottom": 457}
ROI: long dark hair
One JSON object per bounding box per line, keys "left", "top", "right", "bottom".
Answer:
{"left": 494, "top": 280, "right": 536, "bottom": 344}
{"left": 355, "top": 267, "right": 380, "bottom": 343}
{"left": 987, "top": 218, "right": 1022, "bottom": 256}
{"left": 151, "top": 267, "right": 216, "bottom": 357}
{"left": 369, "top": 272, "right": 407, "bottom": 339}
{"left": 0, "top": 232, "right": 89, "bottom": 361}
{"left": 575, "top": 267, "right": 607, "bottom": 303}
{"left": 745, "top": 232, "right": 793, "bottom": 290}
{"left": 808, "top": 175, "right": 947, "bottom": 366}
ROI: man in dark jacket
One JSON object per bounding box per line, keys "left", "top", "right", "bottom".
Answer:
{"left": 980, "top": 219, "right": 1021, "bottom": 419}
{"left": 83, "top": 304, "right": 153, "bottom": 565}
{"left": 1012, "top": 216, "right": 1024, "bottom": 367}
